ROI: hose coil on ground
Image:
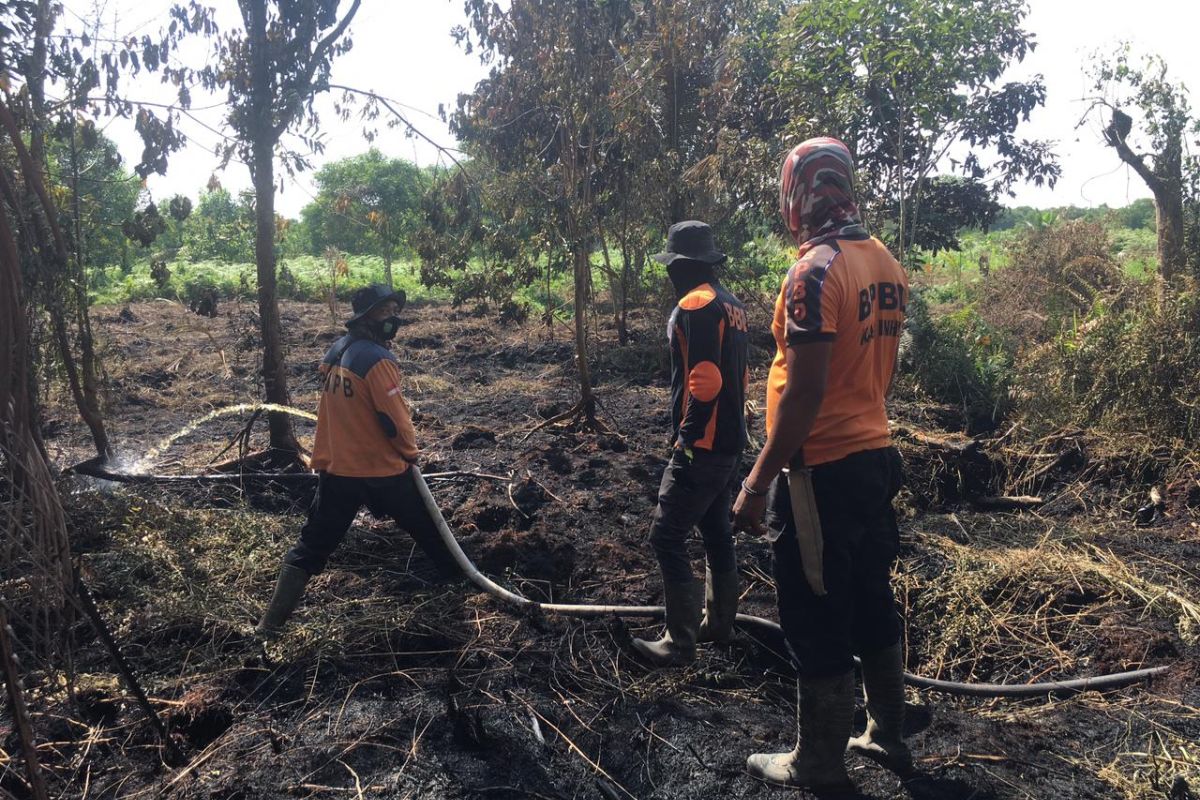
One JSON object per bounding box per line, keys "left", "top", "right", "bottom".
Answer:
{"left": 409, "top": 467, "right": 1171, "bottom": 699}
{"left": 69, "top": 459, "right": 1172, "bottom": 698}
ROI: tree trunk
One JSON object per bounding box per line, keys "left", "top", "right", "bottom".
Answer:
{"left": 28, "top": 0, "right": 54, "bottom": 168}
{"left": 0, "top": 100, "right": 110, "bottom": 458}
{"left": 597, "top": 230, "right": 627, "bottom": 346}
{"left": 571, "top": 245, "right": 595, "bottom": 415}
{"left": 249, "top": 2, "right": 299, "bottom": 459}
{"left": 1156, "top": 190, "right": 1185, "bottom": 284}
{"left": 383, "top": 249, "right": 394, "bottom": 291}
{"left": 1104, "top": 112, "right": 1186, "bottom": 284}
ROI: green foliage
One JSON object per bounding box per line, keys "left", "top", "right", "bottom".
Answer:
{"left": 181, "top": 188, "right": 255, "bottom": 263}
{"left": 302, "top": 149, "right": 428, "bottom": 270}
{"left": 45, "top": 123, "right": 141, "bottom": 270}
{"left": 901, "top": 176, "right": 1003, "bottom": 253}
{"left": 180, "top": 273, "right": 219, "bottom": 317}
{"left": 414, "top": 165, "right": 546, "bottom": 308}
{"left": 87, "top": 255, "right": 447, "bottom": 307}
{"left": 768, "top": 0, "right": 1058, "bottom": 261}
{"left": 902, "top": 291, "right": 1013, "bottom": 434}
{"left": 1117, "top": 198, "right": 1156, "bottom": 231}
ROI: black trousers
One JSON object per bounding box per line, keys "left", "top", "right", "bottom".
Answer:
{"left": 649, "top": 450, "right": 741, "bottom": 584}
{"left": 767, "top": 446, "right": 904, "bottom": 678}
{"left": 285, "top": 470, "right": 462, "bottom": 578}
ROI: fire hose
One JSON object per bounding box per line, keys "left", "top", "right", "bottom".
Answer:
{"left": 68, "top": 459, "right": 1172, "bottom": 698}
{"left": 407, "top": 468, "right": 1171, "bottom": 699}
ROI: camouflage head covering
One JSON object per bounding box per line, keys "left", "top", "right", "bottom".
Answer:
{"left": 778, "top": 137, "right": 866, "bottom": 255}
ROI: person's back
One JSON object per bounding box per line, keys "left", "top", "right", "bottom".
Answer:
{"left": 310, "top": 333, "right": 417, "bottom": 477}
{"left": 765, "top": 234, "right": 907, "bottom": 466}
{"left": 734, "top": 138, "right": 914, "bottom": 792}
{"left": 255, "top": 286, "right": 460, "bottom": 642}
{"left": 668, "top": 279, "right": 750, "bottom": 457}
{"left": 631, "top": 220, "right": 750, "bottom": 667}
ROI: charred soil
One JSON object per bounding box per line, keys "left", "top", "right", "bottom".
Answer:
{"left": 20, "top": 298, "right": 1200, "bottom": 799}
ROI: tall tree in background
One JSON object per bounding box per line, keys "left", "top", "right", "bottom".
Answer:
{"left": 768, "top": 0, "right": 1059, "bottom": 264}
{"left": 303, "top": 149, "right": 425, "bottom": 288}
{"left": 1085, "top": 47, "right": 1200, "bottom": 283}
{"left": 182, "top": 187, "right": 256, "bottom": 263}
{"left": 169, "top": 0, "right": 361, "bottom": 460}
{"left": 5, "top": 0, "right": 118, "bottom": 458}
{"left": 601, "top": 0, "right": 765, "bottom": 342}
{"left": 454, "top": 0, "right": 635, "bottom": 426}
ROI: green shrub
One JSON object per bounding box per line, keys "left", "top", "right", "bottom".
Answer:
{"left": 180, "top": 274, "right": 220, "bottom": 317}
{"left": 902, "top": 290, "right": 1014, "bottom": 433}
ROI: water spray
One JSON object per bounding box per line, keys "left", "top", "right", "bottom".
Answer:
{"left": 132, "top": 403, "right": 318, "bottom": 472}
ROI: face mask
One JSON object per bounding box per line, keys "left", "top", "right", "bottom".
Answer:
{"left": 667, "top": 263, "right": 715, "bottom": 299}
{"left": 377, "top": 316, "right": 401, "bottom": 341}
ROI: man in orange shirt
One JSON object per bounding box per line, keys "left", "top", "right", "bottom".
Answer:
{"left": 733, "top": 139, "right": 910, "bottom": 790}
{"left": 256, "top": 285, "right": 461, "bottom": 639}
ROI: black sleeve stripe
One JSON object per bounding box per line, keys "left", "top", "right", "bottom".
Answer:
{"left": 376, "top": 411, "right": 398, "bottom": 438}
{"left": 784, "top": 248, "right": 840, "bottom": 340}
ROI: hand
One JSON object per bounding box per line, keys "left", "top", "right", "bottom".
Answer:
{"left": 733, "top": 487, "right": 769, "bottom": 538}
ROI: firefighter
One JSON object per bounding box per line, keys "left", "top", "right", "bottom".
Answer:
{"left": 631, "top": 220, "right": 750, "bottom": 666}
{"left": 733, "top": 139, "right": 911, "bottom": 789}
{"left": 255, "top": 284, "right": 461, "bottom": 639}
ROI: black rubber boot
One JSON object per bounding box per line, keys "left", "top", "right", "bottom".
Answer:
{"left": 697, "top": 566, "right": 739, "bottom": 644}
{"left": 631, "top": 579, "right": 702, "bottom": 666}
{"left": 254, "top": 563, "right": 310, "bottom": 640}
{"left": 746, "top": 671, "right": 855, "bottom": 791}
{"left": 848, "top": 642, "right": 913, "bottom": 774}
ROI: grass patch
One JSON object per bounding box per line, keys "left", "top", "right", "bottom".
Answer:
{"left": 87, "top": 254, "right": 451, "bottom": 306}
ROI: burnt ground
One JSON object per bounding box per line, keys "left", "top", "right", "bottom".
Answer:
{"left": 15, "top": 295, "right": 1200, "bottom": 799}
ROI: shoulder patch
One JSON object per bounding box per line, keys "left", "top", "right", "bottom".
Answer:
{"left": 679, "top": 283, "right": 717, "bottom": 311}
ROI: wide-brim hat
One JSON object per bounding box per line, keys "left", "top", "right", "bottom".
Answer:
{"left": 346, "top": 284, "right": 407, "bottom": 326}
{"left": 652, "top": 220, "right": 726, "bottom": 266}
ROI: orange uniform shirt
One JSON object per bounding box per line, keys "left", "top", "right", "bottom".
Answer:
{"left": 309, "top": 334, "right": 418, "bottom": 477}
{"left": 766, "top": 235, "right": 907, "bottom": 466}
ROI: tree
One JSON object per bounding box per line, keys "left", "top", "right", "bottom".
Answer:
{"left": 303, "top": 149, "right": 425, "bottom": 287}
{"left": 768, "top": 0, "right": 1059, "bottom": 264}
{"left": 601, "top": 0, "right": 771, "bottom": 343}
{"left": 453, "top": 0, "right": 638, "bottom": 427}
{"left": 1084, "top": 47, "right": 1200, "bottom": 283}
{"left": 44, "top": 122, "right": 141, "bottom": 271}
{"left": 167, "top": 0, "right": 362, "bottom": 460}
{"left": 1117, "top": 197, "right": 1156, "bottom": 231}
{"left": 3, "top": 0, "right": 119, "bottom": 459}
{"left": 183, "top": 187, "right": 255, "bottom": 262}
{"left": 414, "top": 160, "right": 548, "bottom": 313}
{"left": 900, "top": 176, "right": 1002, "bottom": 253}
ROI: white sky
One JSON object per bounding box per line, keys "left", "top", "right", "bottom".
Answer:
{"left": 55, "top": 0, "right": 1200, "bottom": 217}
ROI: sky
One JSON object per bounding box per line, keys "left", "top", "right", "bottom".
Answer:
{"left": 53, "top": 0, "right": 1200, "bottom": 217}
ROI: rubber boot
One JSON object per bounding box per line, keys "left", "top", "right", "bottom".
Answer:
{"left": 631, "top": 579, "right": 702, "bottom": 666}
{"left": 746, "top": 670, "right": 855, "bottom": 791}
{"left": 848, "top": 642, "right": 913, "bottom": 774}
{"left": 254, "top": 563, "right": 310, "bottom": 640}
{"left": 697, "top": 566, "right": 739, "bottom": 644}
